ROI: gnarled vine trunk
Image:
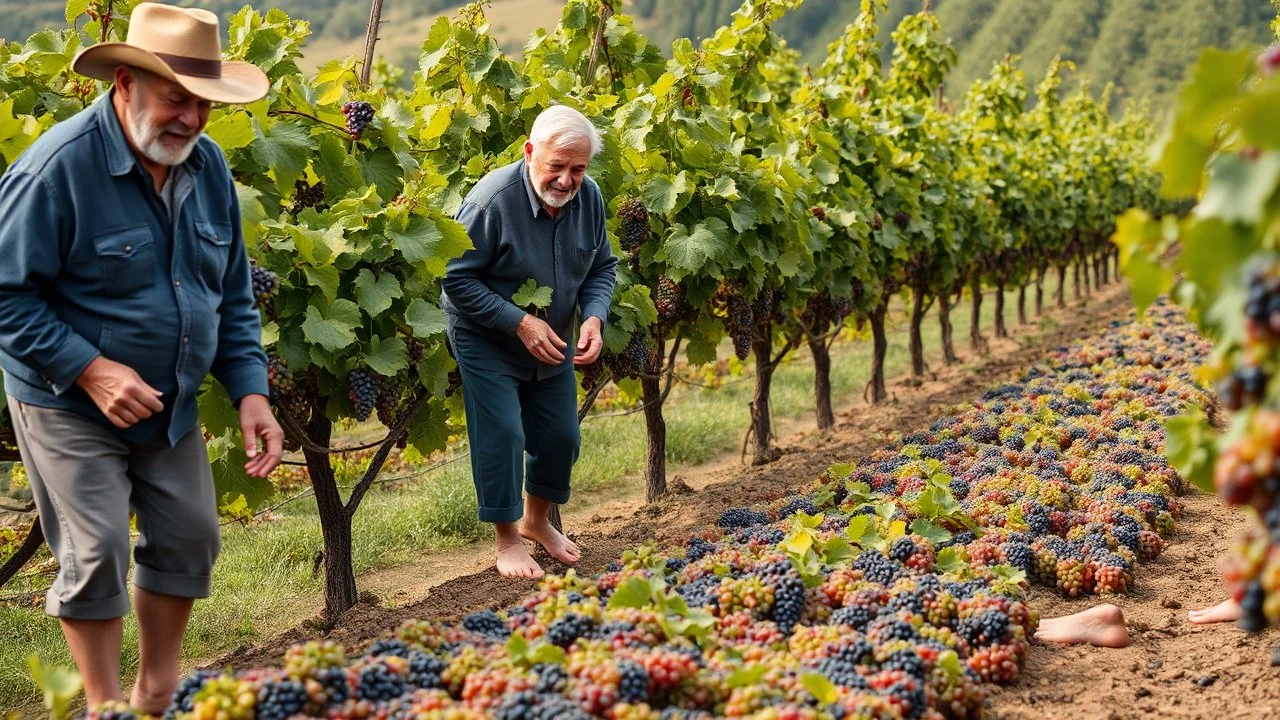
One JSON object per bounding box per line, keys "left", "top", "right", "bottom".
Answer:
{"left": 1081, "top": 257, "right": 1092, "bottom": 299}
{"left": 938, "top": 290, "right": 958, "bottom": 366}
{"left": 909, "top": 284, "right": 928, "bottom": 377}
{"left": 1017, "top": 284, "right": 1028, "bottom": 325}
{"left": 869, "top": 299, "right": 889, "bottom": 405}
{"left": 1035, "top": 270, "right": 1045, "bottom": 317}
{"left": 993, "top": 281, "right": 1007, "bottom": 338}
{"left": 749, "top": 328, "right": 782, "bottom": 465}
{"left": 303, "top": 412, "right": 358, "bottom": 623}
{"left": 1056, "top": 265, "right": 1067, "bottom": 308}
{"left": 810, "top": 333, "right": 835, "bottom": 432}
{"left": 969, "top": 277, "right": 987, "bottom": 355}
{"left": 640, "top": 362, "right": 667, "bottom": 500}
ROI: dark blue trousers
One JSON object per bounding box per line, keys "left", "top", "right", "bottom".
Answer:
{"left": 452, "top": 332, "right": 580, "bottom": 524}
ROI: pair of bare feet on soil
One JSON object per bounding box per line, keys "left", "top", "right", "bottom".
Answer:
{"left": 493, "top": 496, "right": 581, "bottom": 579}
{"left": 1033, "top": 598, "right": 1246, "bottom": 650}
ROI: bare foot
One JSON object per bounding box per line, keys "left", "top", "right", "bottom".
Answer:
{"left": 1034, "top": 604, "right": 1130, "bottom": 648}
{"left": 1188, "top": 598, "right": 1241, "bottom": 625}
{"left": 129, "top": 687, "right": 171, "bottom": 716}
{"left": 496, "top": 539, "right": 544, "bottom": 579}
{"left": 521, "top": 522, "right": 582, "bottom": 565}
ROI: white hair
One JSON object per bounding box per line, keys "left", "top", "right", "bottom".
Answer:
{"left": 528, "top": 105, "right": 603, "bottom": 157}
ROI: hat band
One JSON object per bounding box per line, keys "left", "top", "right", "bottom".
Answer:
{"left": 152, "top": 52, "right": 222, "bottom": 79}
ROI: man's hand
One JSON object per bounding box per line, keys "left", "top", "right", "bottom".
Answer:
{"left": 75, "top": 356, "right": 165, "bottom": 429}
{"left": 516, "top": 314, "right": 568, "bottom": 364}
{"left": 574, "top": 316, "right": 604, "bottom": 366}
{"left": 238, "top": 394, "right": 283, "bottom": 478}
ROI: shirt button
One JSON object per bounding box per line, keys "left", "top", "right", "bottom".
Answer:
{"left": 183, "top": 336, "right": 190, "bottom": 344}
{"left": 123, "top": 244, "right": 132, "bottom": 252}
{"left": 174, "top": 280, "right": 182, "bottom": 287}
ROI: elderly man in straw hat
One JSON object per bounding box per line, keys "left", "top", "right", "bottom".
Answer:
{"left": 442, "top": 105, "right": 617, "bottom": 579}
{"left": 0, "top": 3, "right": 281, "bottom": 711}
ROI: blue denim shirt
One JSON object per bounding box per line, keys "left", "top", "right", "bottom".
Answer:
{"left": 0, "top": 92, "right": 269, "bottom": 445}
{"left": 441, "top": 159, "right": 617, "bottom": 381}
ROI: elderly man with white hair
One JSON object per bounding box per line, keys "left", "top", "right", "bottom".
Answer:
{"left": 442, "top": 106, "right": 618, "bottom": 578}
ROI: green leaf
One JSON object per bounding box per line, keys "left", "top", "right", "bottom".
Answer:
{"left": 512, "top": 278, "right": 553, "bottom": 309}
{"left": 528, "top": 643, "right": 567, "bottom": 665}
{"left": 207, "top": 432, "right": 274, "bottom": 514}
{"left": 301, "top": 300, "right": 361, "bottom": 351}
{"left": 659, "top": 218, "right": 727, "bottom": 275}
{"left": 726, "top": 665, "right": 767, "bottom": 688}
{"left": 355, "top": 270, "right": 403, "bottom": 318}
{"left": 406, "top": 299, "right": 447, "bottom": 337}
{"left": 1123, "top": 254, "right": 1175, "bottom": 317}
{"left": 366, "top": 336, "right": 408, "bottom": 376}
{"left": 303, "top": 265, "right": 341, "bottom": 302}
{"left": 28, "top": 655, "right": 81, "bottom": 720}
{"left": 937, "top": 546, "right": 966, "bottom": 574}
{"left": 608, "top": 577, "right": 652, "bottom": 609}
{"left": 827, "top": 462, "right": 856, "bottom": 480}
{"left": 65, "top": 0, "right": 90, "bottom": 22}
{"left": 781, "top": 528, "right": 814, "bottom": 557}
{"left": 506, "top": 632, "right": 529, "bottom": 662}
{"left": 910, "top": 519, "right": 952, "bottom": 545}
{"left": 249, "top": 119, "right": 314, "bottom": 187}
{"left": 821, "top": 535, "right": 856, "bottom": 567}
{"left": 641, "top": 172, "right": 689, "bottom": 215}
{"left": 1196, "top": 151, "right": 1280, "bottom": 225}
{"left": 205, "top": 111, "right": 256, "bottom": 151}
{"left": 844, "top": 515, "right": 873, "bottom": 547}
{"left": 800, "top": 672, "right": 838, "bottom": 705}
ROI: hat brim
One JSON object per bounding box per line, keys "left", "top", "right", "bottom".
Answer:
{"left": 72, "top": 43, "right": 269, "bottom": 105}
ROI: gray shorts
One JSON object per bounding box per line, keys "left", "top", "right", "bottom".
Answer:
{"left": 7, "top": 398, "right": 221, "bottom": 620}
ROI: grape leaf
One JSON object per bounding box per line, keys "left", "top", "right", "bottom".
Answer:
{"left": 406, "top": 299, "right": 447, "bottom": 337}
{"left": 800, "top": 673, "right": 838, "bottom": 705}
{"left": 301, "top": 301, "right": 360, "bottom": 351}
{"left": 512, "top": 278, "right": 553, "bottom": 309}
{"left": 366, "top": 336, "right": 408, "bottom": 376}
{"left": 355, "top": 270, "right": 404, "bottom": 318}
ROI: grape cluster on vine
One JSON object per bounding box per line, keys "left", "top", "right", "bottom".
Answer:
{"left": 342, "top": 101, "right": 375, "bottom": 139}
{"left": 250, "top": 262, "right": 277, "bottom": 310}
{"left": 348, "top": 369, "right": 379, "bottom": 422}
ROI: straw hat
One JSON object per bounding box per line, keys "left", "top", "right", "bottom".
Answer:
{"left": 72, "top": 2, "right": 269, "bottom": 104}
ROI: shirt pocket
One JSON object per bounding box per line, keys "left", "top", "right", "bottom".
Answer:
{"left": 573, "top": 246, "right": 595, "bottom": 275}
{"left": 195, "top": 219, "right": 233, "bottom": 287}
{"left": 93, "top": 226, "right": 156, "bottom": 297}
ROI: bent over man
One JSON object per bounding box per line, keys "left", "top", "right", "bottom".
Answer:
{"left": 442, "top": 106, "right": 618, "bottom": 579}
{"left": 0, "top": 3, "right": 282, "bottom": 712}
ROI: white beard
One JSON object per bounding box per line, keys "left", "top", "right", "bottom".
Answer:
{"left": 127, "top": 106, "right": 199, "bottom": 166}
{"left": 534, "top": 180, "right": 579, "bottom": 209}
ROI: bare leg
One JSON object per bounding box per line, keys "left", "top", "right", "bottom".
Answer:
{"left": 130, "top": 588, "right": 194, "bottom": 713}
{"left": 1034, "top": 604, "right": 1129, "bottom": 648}
{"left": 520, "top": 495, "right": 581, "bottom": 565}
{"left": 495, "top": 521, "right": 543, "bottom": 579}
{"left": 1187, "top": 598, "right": 1241, "bottom": 625}
{"left": 60, "top": 617, "right": 124, "bottom": 708}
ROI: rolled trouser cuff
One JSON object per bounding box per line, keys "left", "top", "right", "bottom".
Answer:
{"left": 477, "top": 500, "right": 524, "bottom": 524}
{"left": 526, "top": 480, "right": 570, "bottom": 505}
{"left": 134, "top": 563, "right": 213, "bottom": 599}
{"left": 45, "top": 588, "right": 130, "bottom": 620}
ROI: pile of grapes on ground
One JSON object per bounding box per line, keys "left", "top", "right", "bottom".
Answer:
{"left": 141, "top": 301, "right": 1210, "bottom": 720}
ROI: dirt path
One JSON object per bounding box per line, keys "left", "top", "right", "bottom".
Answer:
{"left": 211, "top": 282, "right": 1150, "bottom": 674}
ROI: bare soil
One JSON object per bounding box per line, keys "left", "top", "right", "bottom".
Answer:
{"left": 209, "top": 281, "right": 1280, "bottom": 718}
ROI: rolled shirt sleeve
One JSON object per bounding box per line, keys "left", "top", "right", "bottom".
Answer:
{"left": 442, "top": 201, "right": 528, "bottom": 335}
{"left": 208, "top": 174, "right": 269, "bottom": 405}
{"left": 0, "top": 171, "right": 101, "bottom": 393}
